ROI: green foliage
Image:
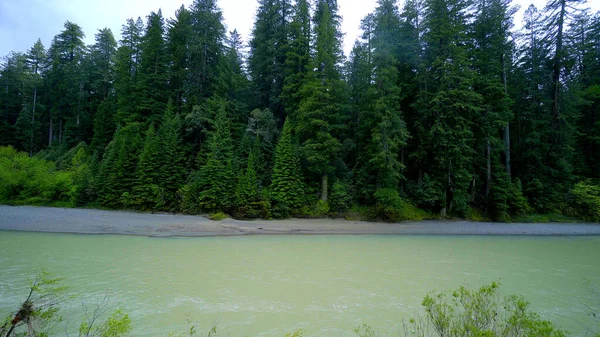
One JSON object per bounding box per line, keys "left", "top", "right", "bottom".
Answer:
{"left": 193, "top": 98, "right": 235, "bottom": 213}
{"left": 285, "top": 329, "right": 305, "bottom": 337}
{"left": 208, "top": 212, "right": 228, "bottom": 221}
{"left": 0, "top": 146, "right": 73, "bottom": 206}
{"left": 329, "top": 181, "right": 353, "bottom": 213}
{"left": 131, "top": 125, "right": 163, "bottom": 210}
{"left": 233, "top": 145, "right": 270, "bottom": 219}
{"left": 136, "top": 10, "right": 169, "bottom": 126}
{"left": 97, "top": 123, "right": 144, "bottom": 209}
{"left": 248, "top": 0, "right": 292, "bottom": 120}
{"left": 403, "top": 282, "right": 567, "bottom": 337}
{"left": 1, "top": 270, "right": 69, "bottom": 337}
{"left": 90, "top": 96, "right": 117, "bottom": 156}
{"left": 298, "top": 199, "right": 331, "bottom": 218}
{"left": 156, "top": 103, "right": 187, "bottom": 212}
{"left": 354, "top": 324, "right": 380, "bottom": 337}
{"left": 569, "top": 180, "right": 600, "bottom": 222}
{"left": 2, "top": 0, "right": 600, "bottom": 221}
{"left": 79, "top": 309, "right": 132, "bottom": 337}
{"left": 68, "top": 145, "right": 96, "bottom": 206}
{"left": 368, "top": 188, "right": 432, "bottom": 222}
{"left": 270, "top": 119, "right": 305, "bottom": 218}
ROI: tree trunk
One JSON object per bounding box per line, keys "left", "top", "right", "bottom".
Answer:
{"left": 400, "top": 147, "right": 405, "bottom": 193}
{"left": 501, "top": 53, "right": 511, "bottom": 182}
{"left": 321, "top": 174, "right": 328, "bottom": 201}
{"left": 30, "top": 86, "right": 37, "bottom": 157}
{"left": 59, "top": 119, "right": 63, "bottom": 144}
{"left": 551, "top": 0, "right": 565, "bottom": 122}
{"left": 48, "top": 118, "right": 53, "bottom": 146}
{"left": 485, "top": 138, "right": 491, "bottom": 197}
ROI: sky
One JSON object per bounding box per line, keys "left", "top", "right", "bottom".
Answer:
{"left": 1, "top": 0, "right": 599, "bottom": 59}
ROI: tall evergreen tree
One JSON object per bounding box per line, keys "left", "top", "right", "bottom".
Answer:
{"left": 470, "top": 0, "right": 515, "bottom": 214}
{"left": 156, "top": 101, "right": 187, "bottom": 211}
{"left": 421, "top": 0, "right": 483, "bottom": 216}
{"left": 89, "top": 95, "right": 116, "bottom": 156}
{"left": 249, "top": 0, "right": 292, "bottom": 121}
{"left": 167, "top": 6, "right": 193, "bottom": 114}
{"left": 281, "top": 0, "right": 311, "bottom": 118}
{"left": 114, "top": 17, "right": 144, "bottom": 125}
{"left": 137, "top": 10, "right": 169, "bottom": 125}
{"left": 355, "top": 0, "right": 410, "bottom": 202}
{"left": 270, "top": 118, "right": 304, "bottom": 217}
{"left": 296, "top": 0, "right": 347, "bottom": 201}
{"left": 24, "top": 40, "right": 46, "bottom": 155}
{"left": 188, "top": 0, "right": 226, "bottom": 106}
{"left": 45, "top": 21, "right": 87, "bottom": 146}
{"left": 195, "top": 97, "right": 235, "bottom": 212}
{"left": 0, "top": 53, "right": 27, "bottom": 147}
{"left": 97, "top": 122, "right": 144, "bottom": 208}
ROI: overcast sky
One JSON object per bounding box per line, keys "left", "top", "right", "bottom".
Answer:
{"left": 1, "top": 0, "right": 598, "bottom": 59}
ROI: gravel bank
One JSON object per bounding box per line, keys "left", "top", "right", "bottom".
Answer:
{"left": 0, "top": 205, "right": 599, "bottom": 237}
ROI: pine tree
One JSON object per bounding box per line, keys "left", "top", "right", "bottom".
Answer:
{"left": 133, "top": 125, "right": 163, "bottom": 210}
{"left": 24, "top": 39, "right": 46, "bottom": 156}
{"left": 421, "top": 0, "right": 482, "bottom": 216}
{"left": 470, "top": 0, "right": 515, "bottom": 215}
{"left": 97, "top": 123, "right": 144, "bottom": 208}
{"left": 270, "top": 118, "right": 304, "bottom": 217}
{"left": 195, "top": 97, "right": 235, "bottom": 213}
{"left": 167, "top": 6, "right": 193, "bottom": 114}
{"left": 0, "top": 53, "right": 27, "bottom": 148}
{"left": 45, "top": 21, "right": 87, "bottom": 147}
{"left": 89, "top": 95, "right": 116, "bottom": 156}
{"left": 573, "top": 12, "right": 600, "bottom": 178}
{"left": 281, "top": 0, "right": 311, "bottom": 119}
{"left": 243, "top": 108, "right": 279, "bottom": 186}
{"left": 296, "top": 0, "right": 346, "bottom": 201}
{"left": 234, "top": 141, "right": 267, "bottom": 218}
{"left": 214, "top": 30, "right": 252, "bottom": 139}
{"left": 156, "top": 101, "right": 187, "bottom": 211}
{"left": 137, "top": 10, "right": 169, "bottom": 125}
{"left": 355, "top": 0, "right": 409, "bottom": 202}
{"left": 249, "top": 0, "right": 292, "bottom": 121}
{"left": 188, "top": 0, "right": 226, "bottom": 106}
{"left": 114, "top": 17, "right": 144, "bottom": 125}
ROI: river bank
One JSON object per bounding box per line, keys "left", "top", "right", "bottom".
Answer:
{"left": 1, "top": 205, "right": 599, "bottom": 236}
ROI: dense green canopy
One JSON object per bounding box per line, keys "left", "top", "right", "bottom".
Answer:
{"left": 1, "top": 0, "right": 599, "bottom": 221}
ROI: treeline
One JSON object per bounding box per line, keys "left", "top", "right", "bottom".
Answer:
{"left": 1, "top": 0, "right": 599, "bottom": 221}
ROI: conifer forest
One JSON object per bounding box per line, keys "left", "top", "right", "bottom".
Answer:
{"left": 1, "top": 0, "right": 600, "bottom": 222}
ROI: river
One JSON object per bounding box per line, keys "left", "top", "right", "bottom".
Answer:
{"left": 0, "top": 231, "right": 599, "bottom": 336}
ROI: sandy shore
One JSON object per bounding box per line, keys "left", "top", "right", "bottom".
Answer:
{"left": 0, "top": 205, "right": 599, "bottom": 237}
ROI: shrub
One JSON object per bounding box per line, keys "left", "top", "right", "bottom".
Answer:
{"left": 0, "top": 146, "right": 74, "bottom": 206}
{"left": 329, "top": 181, "right": 353, "bottom": 213}
{"left": 298, "top": 199, "right": 330, "bottom": 218}
{"left": 208, "top": 212, "right": 229, "bottom": 221}
{"left": 366, "top": 189, "right": 434, "bottom": 222}
{"left": 402, "top": 282, "right": 567, "bottom": 337}
{"left": 570, "top": 180, "right": 600, "bottom": 222}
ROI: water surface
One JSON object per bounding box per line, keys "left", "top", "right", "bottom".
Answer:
{"left": 0, "top": 232, "right": 598, "bottom": 336}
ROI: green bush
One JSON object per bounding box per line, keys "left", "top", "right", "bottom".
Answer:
{"left": 0, "top": 146, "right": 74, "bottom": 206}
{"left": 208, "top": 212, "right": 229, "bottom": 221}
{"left": 329, "top": 181, "right": 353, "bottom": 213}
{"left": 403, "top": 282, "right": 567, "bottom": 337}
{"left": 298, "top": 199, "right": 331, "bottom": 218}
{"left": 570, "top": 180, "right": 600, "bottom": 222}
{"left": 367, "top": 188, "right": 432, "bottom": 222}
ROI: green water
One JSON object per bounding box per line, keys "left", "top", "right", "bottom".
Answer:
{"left": 0, "top": 232, "right": 599, "bottom": 336}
